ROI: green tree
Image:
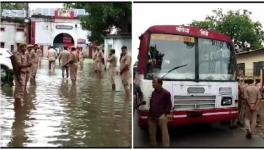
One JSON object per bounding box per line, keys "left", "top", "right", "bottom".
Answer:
{"left": 1, "top": 3, "right": 27, "bottom": 12}
{"left": 65, "top": 3, "right": 131, "bottom": 44}
{"left": 191, "top": 8, "right": 264, "bottom": 49}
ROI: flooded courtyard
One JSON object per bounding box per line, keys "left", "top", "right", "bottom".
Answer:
{"left": 0, "top": 58, "right": 131, "bottom": 147}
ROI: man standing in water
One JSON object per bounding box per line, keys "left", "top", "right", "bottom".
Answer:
{"left": 36, "top": 45, "right": 42, "bottom": 67}
{"left": 65, "top": 47, "right": 79, "bottom": 84}
{"left": 95, "top": 48, "right": 104, "bottom": 78}
{"left": 47, "top": 46, "right": 57, "bottom": 73}
{"left": 58, "top": 46, "right": 70, "bottom": 78}
{"left": 29, "top": 44, "right": 39, "bottom": 85}
{"left": 107, "top": 49, "right": 117, "bottom": 90}
{"left": 12, "top": 43, "right": 30, "bottom": 101}
{"left": 120, "top": 46, "right": 131, "bottom": 97}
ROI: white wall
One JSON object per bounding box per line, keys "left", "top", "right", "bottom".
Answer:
{"left": 35, "top": 22, "right": 53, "bottom": 45}
{"left": 0, "top": 23, "right": 26, "bottom": 51}
{"left": 34, "top": 19, "right": 89, "bottom": 56}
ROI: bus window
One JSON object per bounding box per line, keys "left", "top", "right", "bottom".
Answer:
{"left": 146, "top": 34, "right": 195, "bottom": 80}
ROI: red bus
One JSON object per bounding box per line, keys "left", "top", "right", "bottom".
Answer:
{"left": 135, "top": 25, "right": 238, "bottom": 127}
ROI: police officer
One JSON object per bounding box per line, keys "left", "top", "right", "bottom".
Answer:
{"left": 47, "top": 46, "right": 57, "bottom": 73}
{"left": 29, "top": 45, "right": 39, "bottom": 85}
{"left": 36, "top": 45, "right": 42, "bottom": 68}
{"left": 93, "top": 48, "right": 98, "bottom": 72}
{"left": 244, "top": 79, "right": 262, "bottom": 139}
{"left": 120, "top": 46, "right": 131, "bottom": 97}
{"left": 95, "top": 48, "right": 104, "bottom": 78}
{"left": 25, "top": 45, "right": 33, "bottom": 88}
{"left": 238, "top": 79, "right": 248, "bottom": 125}
{"left": 58, "top": 46, "right": 70, "bottom": 78}
{"left": 78, "top": 48, "right": 84, "bottom": 71}
{"left": 66, "top": 47, "right": 79, "bottom": 85}
{"left": 13, "top": 43, "right": 31, "bottom": 101}
{"left": 107, "top": 49, "right": 117, "bottom": 90}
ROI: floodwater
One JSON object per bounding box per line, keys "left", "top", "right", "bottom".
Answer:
{"left": 0, "top": 59, "right": 131, "bottom": 147}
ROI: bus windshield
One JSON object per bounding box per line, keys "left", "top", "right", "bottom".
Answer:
{"left": 145, "top": 33, "right": 236, "bottom": 81}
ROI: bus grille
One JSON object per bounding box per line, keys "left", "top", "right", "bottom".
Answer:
{"left": 174, "top": 95, "right": 216, "bottom": 110}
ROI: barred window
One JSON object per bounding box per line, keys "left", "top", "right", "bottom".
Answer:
{"left": 253, "top": 61, "right": 264, "bottom": 76}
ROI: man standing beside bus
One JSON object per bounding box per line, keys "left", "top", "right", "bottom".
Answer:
{"left": 244, "top": 79, "right": 262, "bottom": 139}
{"left": 148, "top": 77, "right": 172, "bottom": 147}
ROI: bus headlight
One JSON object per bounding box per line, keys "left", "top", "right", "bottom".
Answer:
{"left": 221, "top": 97, "right": 232, "bottom": 106}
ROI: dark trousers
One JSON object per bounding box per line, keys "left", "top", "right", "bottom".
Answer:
{"left": 62, "top": 65, "right": 69, "bottom": 78}
{"left": 49, "top": 60, "right": 55, "bottom": 70}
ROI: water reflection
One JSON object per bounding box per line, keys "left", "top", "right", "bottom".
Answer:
{"left": 7, "top": 99, "right": 27, "bottom": 147}
{"left": 7, "top": 86, "right": 36, "bottom": 147}
{"left": 1, "top": 59, "right": 131, "bottom": 147}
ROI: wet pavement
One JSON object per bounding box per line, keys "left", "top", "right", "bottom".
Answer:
{"left": 134, "top": 102, "right": 264, "bottom": 148}
{"left": 0, "top": 58, "right": 131, "bottom": 147}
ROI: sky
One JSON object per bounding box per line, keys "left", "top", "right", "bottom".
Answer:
{"left": 29, "top": 3, "right": 64, "bottom": 10}
{"left": 132, "top": 3, "right": 264, "bottom": 64}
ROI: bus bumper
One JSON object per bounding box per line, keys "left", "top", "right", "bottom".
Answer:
{"left": 138, "top": 108, "right": 238, "bottom": 127}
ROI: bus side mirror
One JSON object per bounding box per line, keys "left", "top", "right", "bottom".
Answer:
{"left": 139, "top": 34, "right": 143, "bottom": 40}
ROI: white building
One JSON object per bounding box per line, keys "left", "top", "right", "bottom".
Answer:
{"left": 0, "top": 21, "right": 27, "bottom": 52}
{"left": 104, "top": 34, "right": 131, "bottom": 71}
{"left": 1, "top": 8, "right": 90, "bottom": 56}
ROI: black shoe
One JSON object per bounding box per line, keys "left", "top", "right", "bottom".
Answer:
{"left": 246, "top": 131, "right": 252, "bottom": 139}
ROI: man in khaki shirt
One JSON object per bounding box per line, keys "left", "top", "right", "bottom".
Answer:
{"left": 65, "top": 47, "right": 79, "bottom": 84}
{"left": 13, "top": 43, "right": 31, "bottom": 100}
{"left": 244, "top": 79, "right": 262, "bottom": 139}
{"left": 238, "top": 79, "right": 248, "bottom": 125}
{"left": 107, "top": 49, "right": 117, "bottom": 90}
{"left": 58, "top": 47, "right": 70, "bottom": 78}
{"left": 47, "top": 46, "right": 57, "bottom": 73}
{"left": 36, "top": 45, "right": 42, "bottom": 67}
{"left": 25, "top": 45, "right": 33, "bottom": 88}
{"left": 29, "top": 45, "right": 39, "bottom": 85}
{"left": 120, "top": 46, "right": 131, "bottom": 98}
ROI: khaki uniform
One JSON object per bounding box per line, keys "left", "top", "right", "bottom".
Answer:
{"left": 36, "top": 48, "right": 42, "bottom": 67}
{"left": 59, "top": 50, "right": 70, "bottom": 78}
{"left": 47, "top": 48, "right": 57, "bottom": 71}
{"left": 108, "top": 54, "right": 117, "bottom": 84}
{"left": 25, "top": 51, "right": 32, "bottom": 87}
{"left": 120, "top": 54, "right": 131, "bottom": 90}
{"left": 95, "top": 51, "right": 104, "bottom": 72}
{"left": 29, "top": 50, "right": 39, "bottom": 84}
{"left": 93, "top": 51, "right": 98, "bottom": 71}
{"left": 14, "top": 52, "right": 28, "bottom": 99}
{"left": 69, "top": 51, "right": 79, "bottom": 81}
{"left": 238, "top": 83, "right": 247, "bottom": 124}
{"left": 244, "top": 85, "right": 261, "bottom": 134}
{"left": 79, "top": 51, "right": 84, "bottom": 70}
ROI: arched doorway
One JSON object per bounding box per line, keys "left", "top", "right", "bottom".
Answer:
{"left": 53, "top": 33, "right": 74, "bottom": 51}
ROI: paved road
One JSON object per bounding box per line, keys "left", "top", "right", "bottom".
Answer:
{"left": 134, "top": 102, "right": 264, "bottom": 148}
